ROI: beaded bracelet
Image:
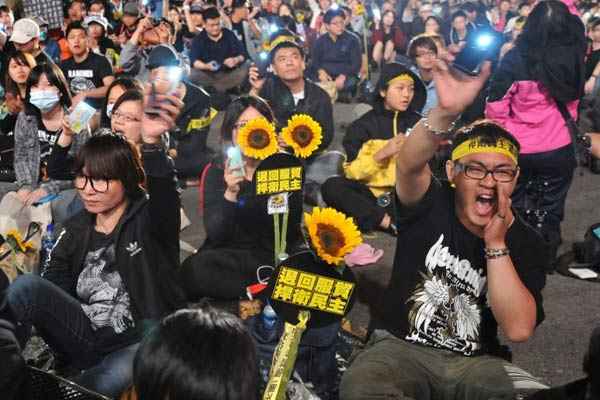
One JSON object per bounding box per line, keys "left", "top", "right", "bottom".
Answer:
{"left": 421, "top": 112, "right": 459, "bottom": 136}
{"left": 484, "top": 247, "right": 510, "bottom": 260}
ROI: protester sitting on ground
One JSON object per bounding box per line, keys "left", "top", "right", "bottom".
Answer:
{"left": 407, "top": 34, "right": 438, "bottom": 113}
{"left": 486, "top": 0, "right": 586, "bottom": 271}
{"left": 340, "top": 57, "right": 549, "bottom": 399}
{"left": 124, "top": 306, "right": 259, "bottom": 400}
{"left": 372, "top": 10, "right": 407, "bottom": 67}
{"left": 321, "top": 63, "right": 424, "bottom": 235}
{"left": 249, "top": 29, "right": 334, "bottom": 155}
{"left": 99, "top": 76, "right": 144, "bottom": 128}
{"left": 10, "top": 18, "right": 55, "bottom": 66}
{"left": 504, "top": 1, "right": 530, "bottom": 33}
{"left": 147, "top": 44, "right": 215, "bottom": 184}
{"left": 584, "top": 18, "right": 600, "bottom": 96}
{"left": 60, "top": 21, "right": 115, "bottom": 109}
{"left": 6, "top": 96, "right": 185, "bottom": 398}
{"left": 222, "top": 0, "right": 261, "bottom": 62}
{"left": 180, "top": 96, "right": 294, "bottom": 301}
{"left": 188, "top": 7, "right": 248, "bottom": 95}
{"left": 406, "top": 2, "right": 432, "bottom": 39}
{"left": 311, "top": 8, "right": 362, "bottom": 102}
{"left": 1, "top": 51, "right": 36, "bottom": 137}
{"left": 447, "top": 10, "right": 474, "bottom": 54}
{"left": 84, "top": 15, "right": 120, "bottom": 69}
{"left": 7, "top": 63, "right": 82, "bottom": 222}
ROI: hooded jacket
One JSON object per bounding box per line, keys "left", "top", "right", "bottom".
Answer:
{"left": 343, "top": 65, "right": 425, "bottom": 196}
{"left": 41, "top": 148, "right": 185, "bottom": 334}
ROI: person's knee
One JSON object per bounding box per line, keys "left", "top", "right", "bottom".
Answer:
{"left": 7, "top": 275, "right": 44, "bottom": 311}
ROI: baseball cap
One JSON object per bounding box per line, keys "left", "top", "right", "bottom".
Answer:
{"left": 123, "top": 2, "right": 140, "bottom": 17}
{"left": 268, "top": 29, "right": 303, "bottom": 59}
{"left": 190, "top": 3, "right": 204, "bottom": 13}
{"left": 147, "top": 44, "right": 180, "bottom": 70}
{"left": 84, "top": 15, "right": 109, "bottom": 31}
{"left": 10, "top": 18, "right": 40, "bottom": 44}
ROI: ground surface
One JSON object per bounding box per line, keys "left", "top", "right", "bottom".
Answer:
{"left": 179, "top": 102, "right": 600, "bottom": 388}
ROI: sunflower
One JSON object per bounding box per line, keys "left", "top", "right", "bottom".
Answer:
{"left": 304, "top": 208, "right": 362, "bottom": 265}
{"left": 281, "top": 114, "right": 323, "bottom": 158}
{"left": 237, "top": 117, "right": 279, "bottom": 160}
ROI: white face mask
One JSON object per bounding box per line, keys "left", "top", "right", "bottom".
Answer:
{"left": 106, "top": 102, "right": 115, "bottom": 118}
{"left": 29, "top": 90, "right": 60, "bottom": 113}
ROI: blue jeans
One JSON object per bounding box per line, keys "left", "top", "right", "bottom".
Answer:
{"left": 7, "top": 274, "right": 139, "bottom": 398}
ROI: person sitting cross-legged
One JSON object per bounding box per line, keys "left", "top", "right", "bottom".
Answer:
{"left": 321, "top": 63, "right": 425, "bottom": 235}
{"left": 339, "top": 58, "right": 549, "bottom": 400}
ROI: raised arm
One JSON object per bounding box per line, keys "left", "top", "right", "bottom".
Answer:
{"left": 396, "top": 59, "right": 492, "bottom": 207}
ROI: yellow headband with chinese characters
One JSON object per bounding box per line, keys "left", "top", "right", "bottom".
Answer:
{"left": 388, "top": 74, "right": 414, "bottom": 85}
{"left": 451, "top": 136, "right": 518, "bottom": 164}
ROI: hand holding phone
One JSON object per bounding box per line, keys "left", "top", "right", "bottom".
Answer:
{"left": 227, "top": 146, "right": 245, "bottom": 178}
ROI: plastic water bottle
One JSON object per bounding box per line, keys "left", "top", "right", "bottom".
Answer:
{"left": 261, "top": 303, "right": 278, "bottom": 340}
{"left": 39, "top": 224, "right": 55, "bottom": 274}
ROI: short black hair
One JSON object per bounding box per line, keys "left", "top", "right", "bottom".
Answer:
{"left": 133, "top": 306, "right": 259, "bottom": 400}
{"left": 112, "top": 89, "right": 144, "bottom": 118}
{"left": 0, "top": 5, "right": 11, "bottom": 14}
{"left": 221, "top": 96, "right": 275, "bottom": 142}
{"left": 591, "top": 17, "right": 600, "bottom": 31}
{"left": 517, "top": 1, "right": 529, "bottom": 11}
{"left": 407, "top": 34, "right": 438, "bottom": 60}
{"left": 201, "top": 6, "right": 221, "bottom": 20}
{"left": 452, "top": 120, "right": 521, "bottom": 156}
{"left": 451, "top": 10, "right": 468, "bottom": 22}
{"left": 323, "top": 8, "right": 345, "bottom": 24}
{"left": 73, "top": 134, "right": 146, "bottom": 200}
{"left": 66, "top": 21, "right": 87, "bottom": 38}
{"left": 459, "top": 2, "right": 476, "bottom": 13}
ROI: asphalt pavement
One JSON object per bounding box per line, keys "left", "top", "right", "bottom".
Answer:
{"left": 179, "top": 102, "right": 600, "bottom": 387}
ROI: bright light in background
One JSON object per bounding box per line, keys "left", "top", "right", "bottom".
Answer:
{"left": 372, "top": 6, "right": 381, "bottom": 20}
{"left": 269, "top": 24, "right": 279, "bottom": 33}
{"left": 330, "top": 3, "right": 339, "bottom": 10}
{"left": 168, "top": 66, "right": 182, "bottom": 84}
{"left": 476, "top": 33, "right": 494, "bottom": 49}
{"left": 259, "top": 51, "right": 268, "bottom": 61}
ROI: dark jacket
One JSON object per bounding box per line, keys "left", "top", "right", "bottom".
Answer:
{"left": 259, "top": 75, "right": 334, "bottom": 154}
{"left": 310, "top": 31, "right": 362, "bottom": 78}
{"left": 42, "top": 148, "right": 185, "bottom": 329}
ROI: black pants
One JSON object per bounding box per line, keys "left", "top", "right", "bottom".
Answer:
{"left": 180, "top": 247, "right": 273, "bottom": 301}
{"left": 321, "top": 177, "right": 393, "bottom": 232}
{"left": 512, "top": 144, "right": 576, "bottom": 261}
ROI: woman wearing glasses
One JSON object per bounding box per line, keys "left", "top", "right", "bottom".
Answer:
{"left": 5, "top": 95, "right": 186, "bottom": 398}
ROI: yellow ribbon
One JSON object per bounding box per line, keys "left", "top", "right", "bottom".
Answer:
{"left": 262, "top": 310, "right": 310, "bottom": 400}
{"left": 388, "top": 74, "right": 414, "bottom": 85}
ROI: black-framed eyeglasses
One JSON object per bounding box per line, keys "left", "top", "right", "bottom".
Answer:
{"left": 74, "top": 175, "right": 110, "bottom": 193}
{"left": 454, "top": 162, "right": 518, "bottom": 183}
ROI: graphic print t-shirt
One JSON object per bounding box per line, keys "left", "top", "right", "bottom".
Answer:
{"left": 375, "top": 181, "right": 546, "bottom": 356}
{"left": 77, "top": 230, "right": 135, "bottom": 345}
{"left": 60, "top": 52, "right": 112, "bottom": 109}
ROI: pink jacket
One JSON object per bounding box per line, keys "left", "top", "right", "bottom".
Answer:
{"left": 485, "top": 49, "right": 578, "bottom": 155}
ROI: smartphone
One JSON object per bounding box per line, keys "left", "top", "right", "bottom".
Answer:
{"left": 145, "top": 82, "right": 162, "bottom": 115}
{"left": 452, "top": 30, "right": 502, "bottom": 76}
{"left": 227, "top": 146, "right": 245, "bottom": 178}
{"left": 372, "top": 6, "right": 381, "bottom": 21}
{"left": 255, "top": 51, "right": 270, "bottom": 79}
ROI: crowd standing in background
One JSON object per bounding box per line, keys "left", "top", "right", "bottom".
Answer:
{"left": 1, "top": 0, "right": 600, "bottom": 399}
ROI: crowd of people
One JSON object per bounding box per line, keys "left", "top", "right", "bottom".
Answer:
{"left": 1, "top": 0, "right": 600, "bottom": 398}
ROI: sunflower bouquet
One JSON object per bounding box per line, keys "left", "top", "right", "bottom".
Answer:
{"left": 237, "top": 117, "right": 279, "bottom": 160}
{"left": 304, "top": 208, "right": 362, "bottom": 268}
{"left": 281, "top": 114, "right": 323, "bottom": 159}
{"left": 0, "top": 228, "right": 38, "bottom": 282}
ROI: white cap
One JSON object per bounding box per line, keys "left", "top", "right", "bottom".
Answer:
{"left": 10, "top": 18, "right": 39, "bottom": 44}
{"left": 84, "top": 15, "right": 109, "bottom": 32}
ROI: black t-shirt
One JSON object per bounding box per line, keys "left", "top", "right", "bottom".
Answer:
{"left": 36, "top": 118, "right": 61, "bottom": 169}
{"left": 76, "top": 229, "right": 139, "bottom": 352}
{"left": 60, "top": 52, "right": 113, "bottom": 109}
{"left": 374, "top": 181, "right": 546, "bottom": 356}
{"left": 189, "top": 28, "right": 244, "bottom": 71}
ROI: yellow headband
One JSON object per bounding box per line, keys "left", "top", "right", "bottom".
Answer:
{"left": 451, "top": 136, "right": 518, "bottom": 164}
{"left": 268, "top": 35, "right": 298, "bottom": 52}
{"left": 388, "top": 74, "right": 414, "bottom": 85}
